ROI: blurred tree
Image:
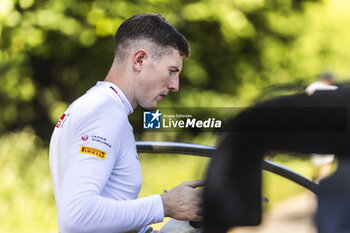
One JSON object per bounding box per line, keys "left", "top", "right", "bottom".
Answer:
{"left": 2, "top": 0, "right": 350, "bottom": 232}
{"left": 1, "top": 0, "right": 350, "bottom": 142}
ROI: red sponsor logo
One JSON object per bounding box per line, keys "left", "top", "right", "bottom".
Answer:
{"left": 56, "top": 114, "right": 66, "bottom": 128}
{"left": 81, "top": 135, "right": 89, "bottom": 141}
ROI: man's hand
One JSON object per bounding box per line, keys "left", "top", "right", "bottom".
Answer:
{"left": 160, "top": 180, "right": 203, "bottom": 221}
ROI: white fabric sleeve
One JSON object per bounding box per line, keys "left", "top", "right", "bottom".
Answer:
{"left": 58, "top": 105, "right": 164, "bottom": 233}
{"left": 159, "top": 219, "right": 202, "bottom": 233}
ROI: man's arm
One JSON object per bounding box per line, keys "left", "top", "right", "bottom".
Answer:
{"left": 54, "top": 101, "right": 202, "bottom": 233}
{"left": 55, "top": 103, "right": 164, "bottom": 233}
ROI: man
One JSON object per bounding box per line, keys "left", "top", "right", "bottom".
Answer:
{"left": 50, "top": 13, "right": 202, "bottom": 233}
{"left": 306, "top": 73, "right": 338, "bottom": 181}
{"left": 306, "top": 72, "right": 338, "bottom": 96}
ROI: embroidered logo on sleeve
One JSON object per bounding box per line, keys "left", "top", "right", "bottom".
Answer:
{"left": 80, "top": 146, "right": 106, "bottom": 160}
{"left": 81, "top": 135, "right": 89, "bottom": 141}
{"left": 80, "top": 134, "right": 112, "bottom": 148}
{"left": 56, "top": 113, "right": 68, "bottom": 128}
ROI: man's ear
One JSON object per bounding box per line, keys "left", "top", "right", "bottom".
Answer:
{"left": 132, "top": 49, "right": 148, "bottom": 72}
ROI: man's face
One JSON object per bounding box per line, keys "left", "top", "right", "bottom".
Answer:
{"left": 136, "top": 48, "right": 183, "bottom": 109}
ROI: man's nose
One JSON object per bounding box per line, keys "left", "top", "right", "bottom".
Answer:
{"left": 168, "top": 76, "right": 179, "bottom": 92}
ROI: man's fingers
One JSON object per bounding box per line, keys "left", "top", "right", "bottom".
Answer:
{"left": 191, "top": 208, "right": 203, "bottom": 221}
{"left": 162, "top": 180, "right": 204, "bottom": 220}
{"left": 183, "top": 180, "right": 204, "bottom": 188}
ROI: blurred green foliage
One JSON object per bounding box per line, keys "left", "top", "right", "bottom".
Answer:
{"left": 1, "top": 0, "right": 350, "bottom": 231}
{"left": 2, "top": 0, "right": 350, "bottom": 139}
{"left": 0, "top": 128, "right": 57, "bottom": 233}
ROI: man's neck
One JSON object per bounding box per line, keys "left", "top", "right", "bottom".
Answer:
{"left": 105, "top": 62, "right": 138, "bottom": 109}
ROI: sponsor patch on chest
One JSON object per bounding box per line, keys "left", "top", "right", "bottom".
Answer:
{"left": 80, "top": 146, "right": 106, "bottom": 160}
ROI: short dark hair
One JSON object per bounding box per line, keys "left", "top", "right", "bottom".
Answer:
{"left": 321, "top": 72, "right": 334, "bottom": 82}
{"left": 114, "top": 13, "right": 189, "bottom": 59}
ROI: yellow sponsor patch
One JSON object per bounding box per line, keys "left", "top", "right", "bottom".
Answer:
{"left": 80, "top": 146, "right": 106, "bottom": 160}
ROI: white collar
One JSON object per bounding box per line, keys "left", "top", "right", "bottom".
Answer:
{"left": 96, "top": 81, "right": 134, "bottom": 115}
